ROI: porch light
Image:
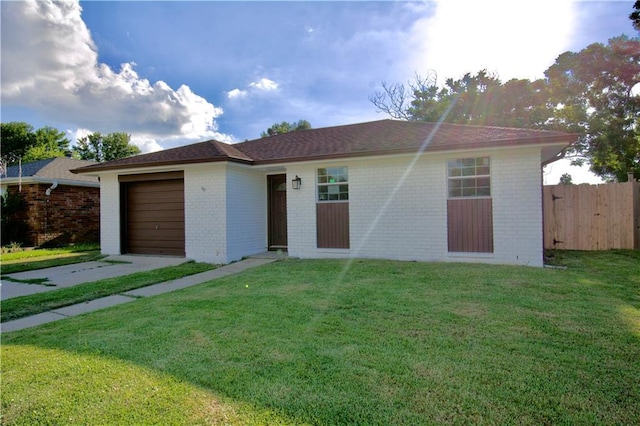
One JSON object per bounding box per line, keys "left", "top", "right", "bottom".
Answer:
{"left": 292, "top": 175, "right": 302, "bottom": 190}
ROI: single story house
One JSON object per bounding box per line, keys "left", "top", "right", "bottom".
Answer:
{"left": 74, "top": 119, "right": 577, "bottom": 267}
{"left": 1, "top": 157, "right": 100, "bottom": 246}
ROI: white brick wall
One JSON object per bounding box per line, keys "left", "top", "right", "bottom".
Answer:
{"left": 95, "top": 146, "right": 545, "bottom": 267}
{"left": 99, "top": 172, "right": 121, "bottom": 255}
{"left": 287, "top": 147, "right": 545, "bottom": 267}
{"left": 491, "top": 148, "right": 544, "bottom": 266}
{"left": 226, "top": 165, "right": 268, "bottom": 262}
{"left": 184, "top": 164, "right": 228, "bottom": 264}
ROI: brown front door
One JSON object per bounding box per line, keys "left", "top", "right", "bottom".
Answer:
{"left": 268, "top": 174, "right": 287, "bottom": 249}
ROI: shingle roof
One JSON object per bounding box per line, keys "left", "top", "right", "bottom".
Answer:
{"left": 73, "top": 119, "right": 578, "bottom": 174}
{"left": 72, "top": 140, "right": 252, "bottom": 172}
{"left": 235, "top": 119, "right": 577, "bottom": 163}
{"left": 3, "top": 157, "right": 99, "bottom": 183}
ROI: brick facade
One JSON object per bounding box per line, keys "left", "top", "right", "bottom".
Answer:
{"left": 6, "top": 184, "right": 100, "bottom": 247}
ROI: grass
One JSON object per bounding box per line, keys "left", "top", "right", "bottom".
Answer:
{"left": 1, "top": 243, "right": 100, "bottom": 261}
{"left": 2, "top": 251, "right": 639, "bottom": 424}
{"left": 1, "top": 262, "right": 216, "bottom": 322}
{"left": 1, "top": 244, "right": 104, "bottom": 275}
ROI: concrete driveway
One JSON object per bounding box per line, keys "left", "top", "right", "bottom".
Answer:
{"left": 1, "top": 255, "right": 188, "bottom": 300}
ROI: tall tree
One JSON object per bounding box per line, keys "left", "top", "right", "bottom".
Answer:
{"left": 545, "top": 36, "right": 640, "bottom": 181}
{"left": 261, "top": 120, "right": 311, "bottom": 137}
{"left": 371, "top": 71, "right": 554, "bottom": 128}
{"left": 0, "top": 122, "right": 36, "bottom": 165}
{"left": 370, "top": 37, "right": 640, "bottom": 182}
{"left": 74, "top": 132, "right": 141, "bottom": 162}
{"left": 630, "top": 0, "right": 640, "bottom": 31}
{"left": 22, "top": 126, "right": 70, "bottom": 163}
{"left": 0, "top": 122, "right": 70, "bottom": 166}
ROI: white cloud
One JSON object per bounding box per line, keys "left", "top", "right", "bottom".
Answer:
{"left": 1, "top": 0, "right": 229, "bottom": 147}
{"left": 226, "top": 77, "right": 279, "bottom": 102}
{"left": 249, "top": 78, "right": 279, "bottom": 91}
{"left": 226, "top": 88, "right": 248, "bottom": 99}
{"left": 405, "top": 0, "right": 577, "bottom": 83}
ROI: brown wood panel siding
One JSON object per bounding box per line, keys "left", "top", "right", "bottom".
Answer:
{"left": 122, "top": 179, "right": 185, "bottom": 256}
{"left": 316, "top": 203, "right": 350, "bottom": 249}
{"left": 447, "top": 198, "right": 493, "bottom": 253}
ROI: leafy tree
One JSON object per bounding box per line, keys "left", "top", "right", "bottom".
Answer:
{"left": 559, "top": 173, "right": 574, "bottom": 185}
{"left": 22, "top": 126, "right": 70, "bottom": 163}
{"left": 1, "top": 122, "right": 70, "bottom": 166}
{"left": 1, "top": 192, "right": 27, "bottom": 246}
{"left": 74, "top": 132, "right": 141, "bottom": 162}
{"left": 370, "top": 71, "right": 553, "bottom": 128}
{"left": 631, "top": 1, "right": 640, "bottom": 31}
{"left": 261, "top": 120, "right": 312, "bottom": 137}
{"left": 545, "top": 36, "right": 640, "bottom": 182}
{"left": 1, "top": 122, "right": 36, "bottom": 165}
{"left": 370, "top": 36, "right": 640, "bottom": 182}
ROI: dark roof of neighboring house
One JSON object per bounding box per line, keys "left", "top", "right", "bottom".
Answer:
{"left": 3, "top": 157, "right": 99, "bottom": 183}
{"left": 73, "top": 119, "right": 578, "bottom": 174}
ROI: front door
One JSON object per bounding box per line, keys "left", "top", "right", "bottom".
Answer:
{"left": 268, "top": 174, "right": 288, "bottom": 249}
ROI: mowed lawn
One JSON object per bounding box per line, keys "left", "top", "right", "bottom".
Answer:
{"left": 2, "top": 251, "right": 639, "bottom": 425}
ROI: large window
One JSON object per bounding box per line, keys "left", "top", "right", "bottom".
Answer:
{"left": 317, "top": 167, "right": 348, "bottom": 201}
{"left": 447, "top": 157, "right": 490, "bottom": 198}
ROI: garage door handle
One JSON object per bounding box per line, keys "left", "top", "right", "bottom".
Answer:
{"left": 155, "top": 225, "right": 160, "bottom": 230}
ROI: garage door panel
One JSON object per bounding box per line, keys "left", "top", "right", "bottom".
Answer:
{"left": 128, "top": 228, "right": 185, "bottom": 240}
{"left": 128, "top": 182, "right": 183, "bottom": 194}
{"left": 128, "top": 204, "right": 184, "bottom": 214}
{"left": 123, "top": 178, "right": 185, "bottom": 256}
{"left": 126, "top": 222, "right": 185, "bottom": 230}
{"left": 128, "top": 210, "right": 184, "bottom": 221}
{"left": 127, "top": 244, "right": 184, "bottom": 256}
{"left": 127, "top": 191, "right": 184, "bottom": 204}
{"left": 128, "top": 239, "right": 185, "bottom": 249}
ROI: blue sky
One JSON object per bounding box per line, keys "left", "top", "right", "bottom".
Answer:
{"left": 1, "top": 1, "right": 636, "bottom": 183}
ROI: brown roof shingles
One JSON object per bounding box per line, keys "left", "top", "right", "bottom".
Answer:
{"left": 73, "top": 119, "right": 578, "bottom": 174}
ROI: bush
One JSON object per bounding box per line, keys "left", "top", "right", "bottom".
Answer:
{"left": 1, "top": 192, "right": 28, "bottom": 246}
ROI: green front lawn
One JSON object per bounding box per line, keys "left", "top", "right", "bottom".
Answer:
{"left": 2, "top": 251, "right": 639, "bottom": 425}
{"left": 1, "top": 244, "right": 103, "bottom": 274}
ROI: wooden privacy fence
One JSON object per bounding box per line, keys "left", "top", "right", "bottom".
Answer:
{"left": 543, "top": 180, "right": 640, "bottom": 250}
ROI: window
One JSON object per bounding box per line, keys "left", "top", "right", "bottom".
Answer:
{"left": 317, "top": 167, "right": 348, "bottom": 201}
{"left": 447, "top": 157, "right": 490, "bottom": 198}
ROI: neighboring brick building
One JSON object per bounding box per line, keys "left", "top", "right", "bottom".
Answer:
{"left": 1, "top": 157, "right": 100, "bottom": 247}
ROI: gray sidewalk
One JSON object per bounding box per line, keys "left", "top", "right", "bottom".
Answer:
{"left": 1, "top": 256, "right": 281, "bottom": 333}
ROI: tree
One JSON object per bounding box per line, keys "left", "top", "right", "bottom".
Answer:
{"left": 22, "top": 126, "right": 70, "bottom": 163}
{"left": 631, "top": 1, "right": 640, "bottom": 31}
{"left": 0, "top": 122, "right": 70, "bottom": 167}
{"left": 1, "top": 122, "right": 36, "bottom": 165}
{"left": 74, "top": 132, "right": 141, "bottom": 162}
{"left": 559, "top": 173, "right": 574, "bottom": 185}
{"left": 370, "top": 70, "right": 554, "bottom": 128}
{"left": 370, "top": 36, "right": 640, "bottom": 182}
{"left": 545, "top": 36, "right": 640, "bottom": 182}
{"left": 261, "top": 120, "right": 311, "bottom": 137}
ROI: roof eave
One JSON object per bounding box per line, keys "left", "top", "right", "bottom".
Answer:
{"left": 251, "top": 135, "right": 579, "bottom": 166}
{"left": 0, "top": 176, "right": 100, "bottom": 187}
{"left": 72, "top": 156, "right": 253, "bottom": 175}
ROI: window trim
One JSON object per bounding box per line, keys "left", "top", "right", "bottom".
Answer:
{"left": 317, "top": 166, "right": 349, "bottom": 203}
{"left": 447, "top": 157, "right": 491, "bottom": 199}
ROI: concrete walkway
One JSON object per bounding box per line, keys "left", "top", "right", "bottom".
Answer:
{"left": 1, "top": 255, "right": 188, "bottom": 300}
{"left": 1, "top": 253, "right": 283, "bottom": 333}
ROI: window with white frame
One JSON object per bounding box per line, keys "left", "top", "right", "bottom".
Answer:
{"left": 317, "top": 167, "right": 348, "bottom": 201}
{"left": 447, "top": 157, "right": 491, "bottom": 198}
